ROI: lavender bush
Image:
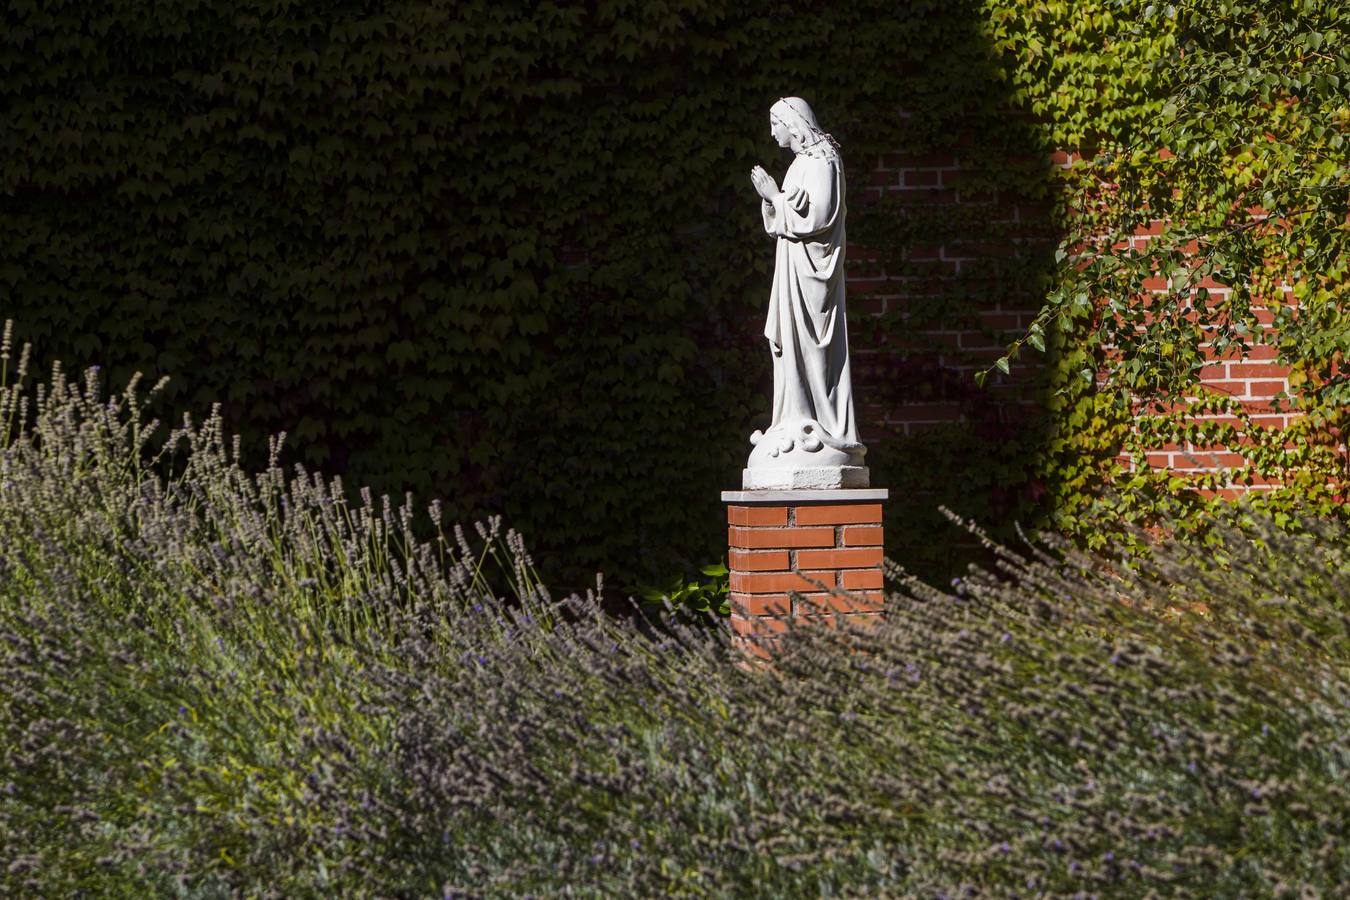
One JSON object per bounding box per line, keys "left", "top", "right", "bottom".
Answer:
{"left": 1, "top": 319, "right": 1347, "bottom": 896}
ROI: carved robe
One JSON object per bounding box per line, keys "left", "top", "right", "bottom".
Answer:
{"left": 760, "top": 148, "right": 858, "bottom": 447}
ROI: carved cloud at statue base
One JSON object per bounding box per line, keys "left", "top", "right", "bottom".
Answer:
{"left": 742, "top": 419, "right": 869, "bottom": 489}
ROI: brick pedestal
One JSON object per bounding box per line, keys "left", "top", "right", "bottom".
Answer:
{"left": 721, "top": 488, "right": 888, "bottom": 657}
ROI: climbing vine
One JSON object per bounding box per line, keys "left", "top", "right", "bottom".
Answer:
{"left": 983, "top": 0, "right": 1350, "bottom": 547}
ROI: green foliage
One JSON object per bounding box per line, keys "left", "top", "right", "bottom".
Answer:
{"left": 640, "top": 561, "right": 730, "bottom": 623}
{"left": 5, "top": 352, "right": 1350, "bottom": 894}
{"left": 986, "top": 0, "right": 1350, "bottom": 541}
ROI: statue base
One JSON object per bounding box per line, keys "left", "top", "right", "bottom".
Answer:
{"left": 741, "top": 466, "right": 870, "bottom": 490}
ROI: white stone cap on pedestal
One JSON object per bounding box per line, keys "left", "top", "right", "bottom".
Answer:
{"left": 721, "top": 488, "right": 889, "bottom": 504}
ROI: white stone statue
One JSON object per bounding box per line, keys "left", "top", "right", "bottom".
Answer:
{"left": 744, "top": 97, "right": 868, "bottom": 490}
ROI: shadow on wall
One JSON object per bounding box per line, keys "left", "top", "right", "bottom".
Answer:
{"left": 844, "top": 128, "right": 1064, "bottom": 581}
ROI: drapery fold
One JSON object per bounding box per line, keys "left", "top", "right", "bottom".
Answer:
{"left": 759, "top": 152, "right": 858, "bottom": 447}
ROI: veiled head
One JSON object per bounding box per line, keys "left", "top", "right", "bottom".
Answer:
{"left": 768, "top": 97, "right": 835, "bottom": 157}
{"left": 770, "top": 97, "right": 822, "bottom": 137}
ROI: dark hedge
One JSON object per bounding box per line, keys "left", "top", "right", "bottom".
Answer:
{"left": 0, "top": 0, "right": 1047, "bottom": 589}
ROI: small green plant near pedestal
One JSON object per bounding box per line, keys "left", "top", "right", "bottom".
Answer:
{"left": 639, "top": 562, "right": 730, "bottom": 624}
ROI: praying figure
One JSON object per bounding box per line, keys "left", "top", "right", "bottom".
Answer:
{"left": 744, "top": 97, "right": 867, "bottom": 489}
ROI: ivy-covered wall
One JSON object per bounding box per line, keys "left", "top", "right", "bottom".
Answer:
{"left": 855, "top": 0, "right": 1348, "bottom": 562}
{"left": 984, "top": 0, "right": 1350, "bottom": 548}
{"left": 2, "top": 0, "right": 1064, "bottom": 590}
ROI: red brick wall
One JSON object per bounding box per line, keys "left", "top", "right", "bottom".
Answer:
{"left": 1113, "top": 232, "right": 1292, "bottom": 496}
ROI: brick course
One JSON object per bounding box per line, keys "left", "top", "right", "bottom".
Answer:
{"left": 728, "top": 526, "right": 835, "bottom": 549}
{"left": 726, "top": 506, "right": 789, "bottom": 527}
{"left": 795, "top": 547, "right": 884, "bottom": 569}
{"left": 795, "top": 504, "right": 884, "bottom": 525}
{"left": 727, "top": 549, "right": 790, "bottom": 571}
{"left": 842, "top": 525, "right": 883, "bottom": 546}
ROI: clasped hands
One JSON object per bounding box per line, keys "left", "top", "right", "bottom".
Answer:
{"left": 751, "top": 165, "right": 780, "bottom": 203}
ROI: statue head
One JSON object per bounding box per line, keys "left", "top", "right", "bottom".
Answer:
{"left": 769, "top": 97, "right": 838, "bottom": 158}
